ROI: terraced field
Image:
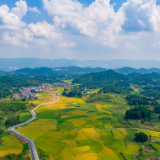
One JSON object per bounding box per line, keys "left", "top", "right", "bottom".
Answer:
{"left": 15, "top": 89, "right": 160, "bottom": 160}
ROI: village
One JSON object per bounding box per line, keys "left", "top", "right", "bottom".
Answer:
{"left": 13, "top": 82, "right": 72, "bottom": 100}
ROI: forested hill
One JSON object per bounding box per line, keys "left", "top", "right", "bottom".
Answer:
{"left": 72, "top": 70, "right": 128, "bottom": 87}
{"left": 0, "top": 76, "right": 32, "bottom": 89}
{"left": 11, "top": 66, "right": 106, "bottom": 75}
{"left": 0, "top": 76, "right": 35, "bottom": 100}
{"left": 128, "top": 72, "right": 160, "bottom": 86}
{"left": 114, "top": 67, "right": 160, "bottom": 75}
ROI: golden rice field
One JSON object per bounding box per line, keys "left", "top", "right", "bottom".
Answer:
{"left": 15, "top": 89, "right": 160, "bottom": 160}
{"left": 0, "top": 135, "right": 23, "bottom": 157}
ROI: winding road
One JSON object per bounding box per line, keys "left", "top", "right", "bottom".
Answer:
{"left": 8, "top": 94, "right": 59, "bottom": 160}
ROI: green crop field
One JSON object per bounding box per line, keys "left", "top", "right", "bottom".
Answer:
{"left": 0, "top": 86, "right": 156, "bottom": 160}
{"left": 14, "top": 88, "right": 160, "bottom": 160}
{"left": 0, "top": 134, "right": 23, "bottom": 157}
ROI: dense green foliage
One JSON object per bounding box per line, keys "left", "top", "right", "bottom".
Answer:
{"left": 125, "top": 106, "right": 151, "bottom": 120}
{"left": 126, "top": 95, "right": 158, "bottom": 106}
{"left": 0, "top": 76, "right": 36, "bottom": 99}
{"left": 37, "top": 147, "right": 49, "bottom": 160}
{"left": 0, "top": 102, "right": 34, "bottom": 127}
{"left": 13, "top": 66, "right": 106, "bottom": 75}
{"left": 115, "top": 67, "right": 160, "bottom": 75}
{"left": 62, "top": 91, "right": 82, "bottom": 98}
{"left": 62, "top": 86, "right": 87, "bottom": 98}
{"left": 0, "top": 128, "right": 4, "bottom": 141}
{"left": 0, "top": 102, "right": 27, "bottom": 116}
{"left": 154, "top": 105, "right": 160, "bottom": 113}
{"left": 87, "top": 94, "right": 112, "bottom": 103}
{"left": 128, "top": 72, "right": 160, "bottom": 86}
{"left": 100, "top": 86, "right": 133, "bottom": 94}
{"left": 135, "top": 132, "right": 148, "bottom": 143}
{"left": 8, "top": 67, "right": 106, "bottom": 81}
{"left": 0, "top": 76, "right": 31, "bottom": 88}
{"left": 141, "top": 87, "right": 160, "bottom": 99}
{"left": 73, "top": 70, "right": 128, "bottom": 87}
{"left": 5, "top": 115, "right": 20, "bottom": 127}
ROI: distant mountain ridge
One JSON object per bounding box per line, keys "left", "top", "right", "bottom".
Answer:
{"left": 114, "top": 67, "right": 160, "bottom": 75}
{"left": 11, "top": 66, "right": 106, "bottom": 75}
{"left": 2, "top": 58, "right": 160, "bottom": 71}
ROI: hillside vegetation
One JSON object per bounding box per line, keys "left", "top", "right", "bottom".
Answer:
{"left": 73, "top": 70, "right": 128, "bottom": 87}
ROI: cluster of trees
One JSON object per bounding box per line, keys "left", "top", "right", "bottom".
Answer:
{"left": 73, "top": 70, "right": 128, "bottom": 88}
{"left": 126, "top": 95, "right": 158, "bottom": 106}
{"left": 135, "top": 132, "right": 148, "bottom": 143}
{"left": 141, "top": 86, "right": 160, "bottom": 99}
{"left": 0, "top": 76, "right": 33, "bottom": 89}
{"left": 153, "top": 105, "right": 160, "bottom": 114}
{"left": 0, "top": 102, "right": 27, "bottom": 116}
{"left": 62, "top": 87, "right": 82, "bottom": 98}
{"left": 0, "top": 128, "right": 4, "bottom": 143}
{"left": 0, "top": 76, "right": 35, "bottom": 100}
{"left": 127, "top": 72, "right": 160, "bottom": 86}
{"left": 5, "top": 115, "right": 20, "bottom": 127}
{"left": 62, "top": 91, "right": 82, "bottom": 98}
{"left": 125, "top": 106, "right": 151, "bottom": 120}
{"left": 100, "top": 86, "right": 133, "bottom": 95}
{"left": 87, "top": 94, "right": 112, "bottom": 103}
{"left": 0, "top": 89, "right": 12, "bottom": 100}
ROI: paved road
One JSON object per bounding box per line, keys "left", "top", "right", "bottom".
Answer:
{"left": 8, "top": 94, "right": 59, "bottom": 160}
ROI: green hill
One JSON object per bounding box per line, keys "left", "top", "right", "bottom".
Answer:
{"left": 72, "top": 70, "right": 128, "bottom": 87}
{"left": 115, "top": 67, "right": 160, "bottom": 74}
{"left": 12, "top": 66, "right": 106, "bottom": 75}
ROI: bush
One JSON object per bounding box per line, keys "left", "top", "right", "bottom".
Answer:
{"left": 125, "top": 106, "right": 151, "bottom": 120}
{"left": 5, "top": 115, "right": 20, "bottom": 127}
{"left": 0, "top": 128, "right": 4, "bottom": 141}
{"left": 135, "top": 132, "right": 148, "bottom": 143}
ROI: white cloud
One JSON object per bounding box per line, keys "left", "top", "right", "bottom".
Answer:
{"left": 0, "top": 0, "right": 75, "bottom": 48}
{"left": 0, "top": 4, "right": 26, "bottom": 30}
{"left": 2, "top": 0, "right": 160, "bottom": 60}
{"left": 43, "top": 0, "right": 125, "bottom": 46}
{"left": 2, "top": 32, "right": 22, "bottom": 46}
{"left": 11, "top": 0, "right": 28, "bottom": 20}
{"left": 121, "top": 0, "right": 160, "bottom": 32}
{"left": 28, "top": 21, "right": 61, "bottom": 40}
{"left": 43, "top": 0, "right": 82, "bottom": 18}
{"left": 59, "top": 41, "right": 76, "bottom": 48}
{"left": 29, "top": 7, "right": 41, "bottom": 14}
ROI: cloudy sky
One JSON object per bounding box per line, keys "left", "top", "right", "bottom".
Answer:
{"left": 1, "top": 0, "right": 160, "bottom": 60}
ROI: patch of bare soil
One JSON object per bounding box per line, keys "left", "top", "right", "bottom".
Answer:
{"left": 143, "top": 149, "right": 156, "bottom": 153}
{"left": 144, "top": 125, "right": 154, "bottom": 130}
{"left": 12, "top": 133, "right": 27, "bottom": 144}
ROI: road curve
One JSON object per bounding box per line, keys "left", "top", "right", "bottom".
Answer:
{"left": 8, "top": 94, "right": 59, "bottom": 160}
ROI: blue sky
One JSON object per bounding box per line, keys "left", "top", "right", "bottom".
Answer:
{"left": 0, "top": 0, "right": 127, "bottom": 24}
{"left": 1, "top": 0, "right": 160, "bottom": 60}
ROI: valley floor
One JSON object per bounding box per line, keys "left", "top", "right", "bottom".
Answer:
{"left": 1, "top": 89, "right": 160, "bottom": 160}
